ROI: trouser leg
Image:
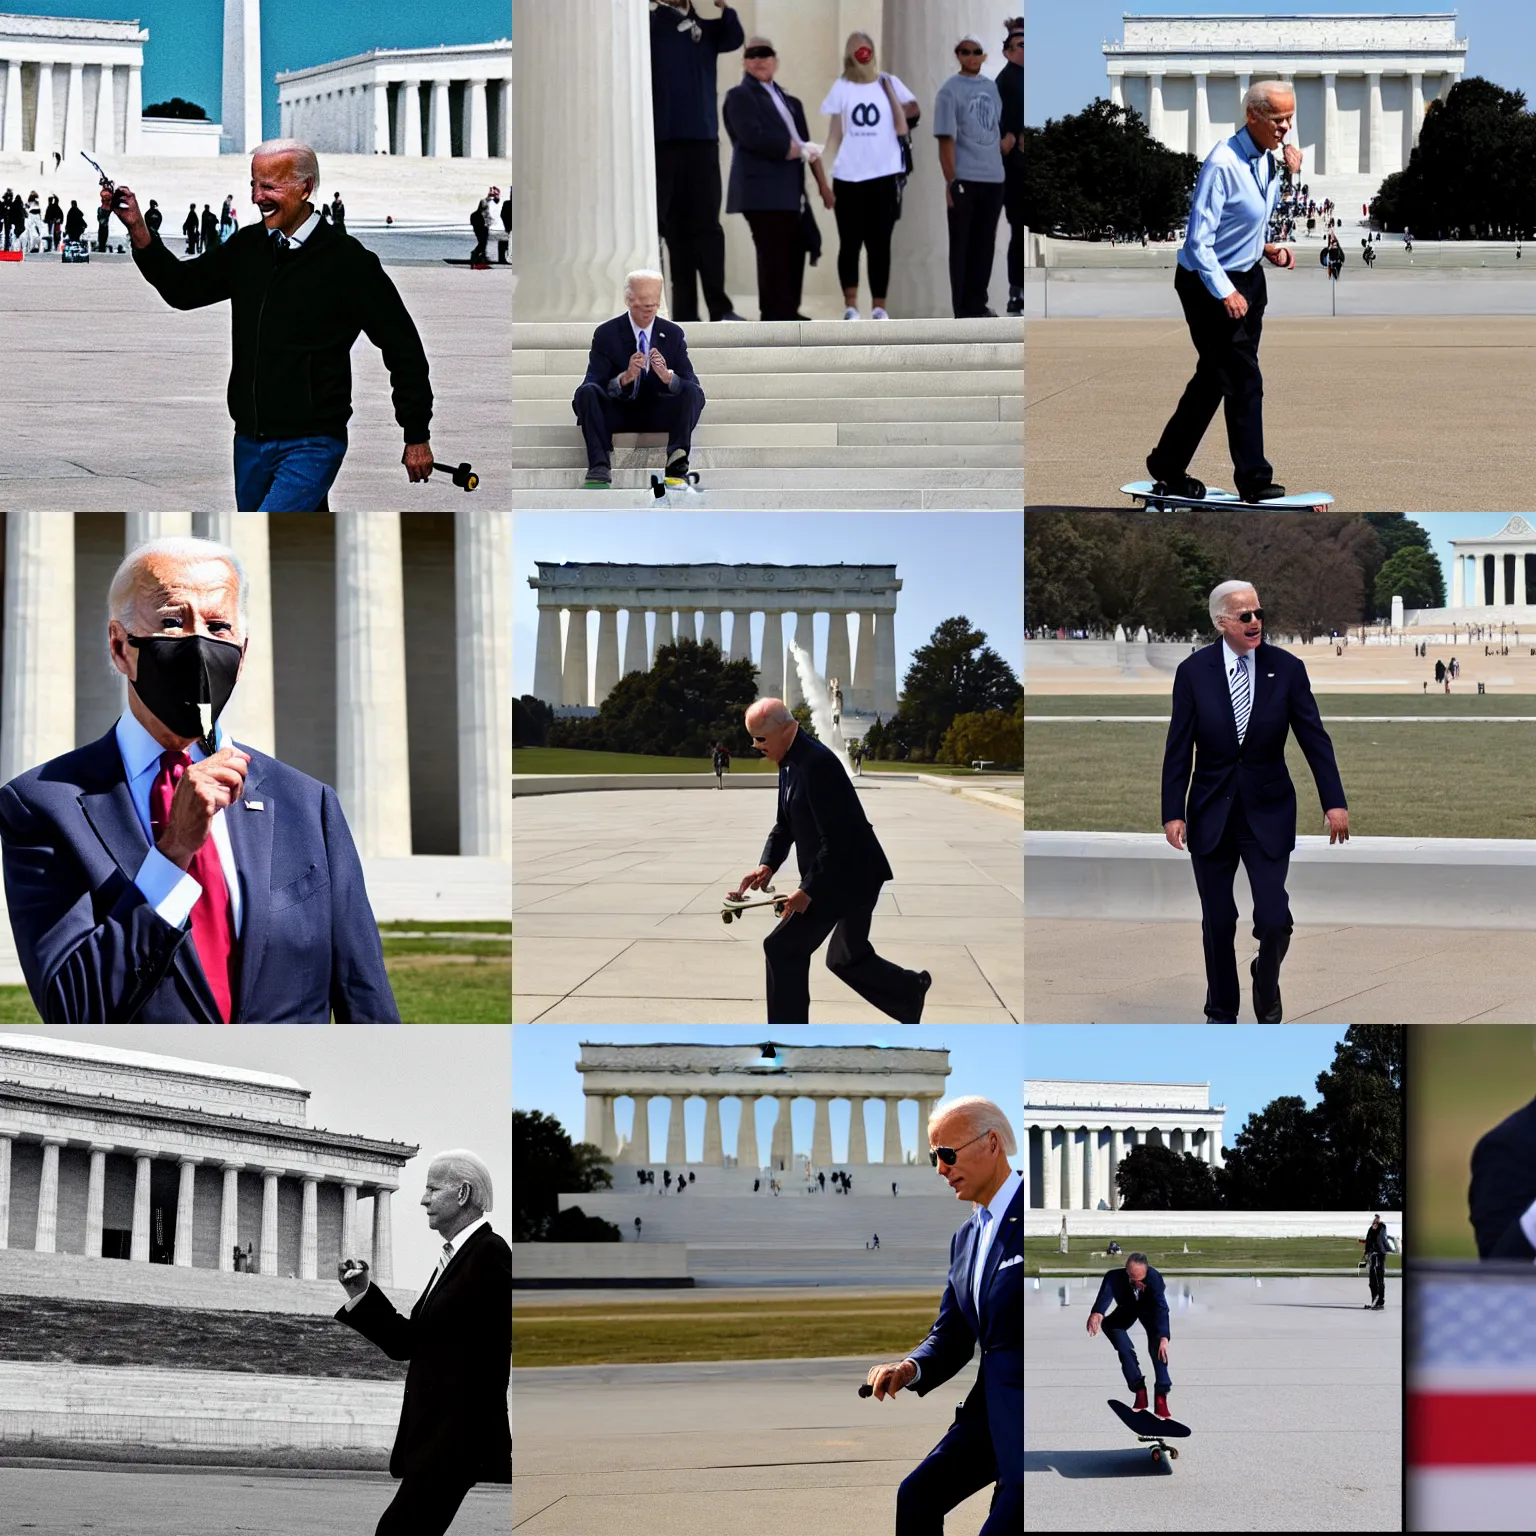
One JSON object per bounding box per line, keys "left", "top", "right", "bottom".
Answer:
{"left": 895, "top": 1412, "right": 998, "bottom": 1536}
{"left": 374, "top": 1475, "right": 475, "bottom": 1536}
{"left": 1235, "top": 803, "right": 1293, "bottom": 1011}
{"left": 963, "top": 181, "right": 1005, "bottom": 314}
{"left": 763, "top": 906, "right": 839, "bottom": 1023}
{"left": 571, "top": 383, "right": 619, "bottom": 474}
{"left": 1103, "top": 1319, "right": 1145, "bottom": 1390}
{"left": 1190, "top": 823, "right": 1242, "bottom": 1021}
{"left": 824, "top": 895, "right": 926, "bottom": 1021}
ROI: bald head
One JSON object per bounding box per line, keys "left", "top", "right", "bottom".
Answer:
{"left": 746, "top": 697, "right": 798, "bottom": 763}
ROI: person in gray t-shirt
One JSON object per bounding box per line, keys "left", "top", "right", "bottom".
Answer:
{"left": 933, "top": 35, "right": 1011, "bottom": 317}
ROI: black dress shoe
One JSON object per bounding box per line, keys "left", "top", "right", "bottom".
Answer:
{"left": 1151, "top": 474, "right": 1207, "bottom": 500}
{"left": 1240, "top": 483, "right": 1288, "bottom": 502}
{"left": 907, "top": 970, "right": 932, "bottom": 1024}
{"left": 1251, "top": 958, "right": 1283, "bottom": 1023}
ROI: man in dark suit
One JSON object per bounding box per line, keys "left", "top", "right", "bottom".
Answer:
{"left": 571, "top": 269, "right": 706, "bottom": 489}
{"left": 338, "top": 1149, "right": 511, "bottom": 1536}
{"left": 1161, "top": 580, "right": 1349, "bottom": 1023}
{"left": 1088, "top": 1253, "right": 1172, "bottom": 1416}
{"left": 1471, "top": 1098, "right": 1536, "bottom": 1258}
{"left": 728, "top": 697, "right": 930, "bottom": 1023}
{"left": 0, "top": 535, "right": 398, "bottom": 1023}
{"left": 866, "top": 1097, "right": 1022, "bottom": 1536}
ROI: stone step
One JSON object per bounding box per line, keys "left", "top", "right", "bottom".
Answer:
{"left": 513, "top": 370, "right": 1016, "bottom": 401}
{"left": 514, "top": 395, "right": 1022, "bottom": 425}
{"left": 512, "top": 488, "right": 1024, "bottom": 510}
{"left": 510, "top": 317, "right": 1025, "bottom": 348}
{"left": 511, "top": 466, "right": 1023, "bottom": 491}
{"left": 513, "top": 421, "right": 1022, "bottom": 449}
{"left": 512, "top": 342, "right": 1024, "bottom": 375}
{"left": 512, "top": 444, "right": 1024, "bottom": 470}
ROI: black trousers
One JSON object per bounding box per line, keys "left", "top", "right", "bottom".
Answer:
{"left": 375, "top": 1474, "right": 475, "bottom": 1536}
{"left": 1368, "top": 1250, "right": 1386, "bottom": 1305}
{"left": 744, "top": 208, "right": 805, "bottom": 320}
{"left": 833, "top": 174, "right": 900, "bottom": 297}
{"left": 1149, "top": 261, "right": 1273, "bottom": 497}
{"left": 946, "top": 178, "right": 1005, "bottom": 317}
{"left": 1004, "top": 159, "right": 1025, "bottom": 288}
{"left": 656, "top": 138, "right": 733, "bottom": 321}
{"left": 1189, "top": 795, "right": 1293, "bottom": 1023}
{"left": 896, "top": 1405, "right": 1020, "bottom": 1536}
{"left": 571, "top": 381, "right": 704, "bottom": 473}
{"left": 763, "top": 889, "right": 925, "bottom": 1023}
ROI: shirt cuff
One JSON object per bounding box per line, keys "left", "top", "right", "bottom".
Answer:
{"left": 1519, "top": 1200, "right": 1536, "bottom": 1257}
{"left": 906, "top": 1357, "right": 921, "bottom": 1384}
{"left": 343, "top": 1282, "right": 372, "bottom": 1311}
{"left": 134, "top": 846, "right": 203, "bottom": 928}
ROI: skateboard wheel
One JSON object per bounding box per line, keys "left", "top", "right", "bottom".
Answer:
{"left": 1168, "top": 1448, "right": 1178, "bottom": 1460}
{"left": 721, "top": 911, "right": 731, "bottom": 925}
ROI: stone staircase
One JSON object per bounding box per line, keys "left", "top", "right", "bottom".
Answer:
{"left": 511, "top": 316, "right": 1024, "bottom": 509}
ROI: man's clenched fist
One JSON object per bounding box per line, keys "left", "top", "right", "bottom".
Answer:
{"left": 155, "top": 746, "right": 250, "bottom": 870}
{"left": 866, "top": 1358, "right": 918, "bottom": 1400}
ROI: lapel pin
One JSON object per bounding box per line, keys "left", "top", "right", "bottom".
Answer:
{"left": 245, "top": 801, "right": 265, "bottom": 811}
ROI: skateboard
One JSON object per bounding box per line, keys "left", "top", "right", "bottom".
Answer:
{"left": 433, "top": 460, "right": 478, "bottom": 492}
{"left": 1121, "top": 480, "right": 1334, "bottom": 513}
{"left": 1108, "top": 1398, "right": 1192, "bottom": 1467}
{"left": 651, "top": 470, "right": 703, "bottom": 499}
{"left": 721, "top": 888, "right": 790, "bottom": 924}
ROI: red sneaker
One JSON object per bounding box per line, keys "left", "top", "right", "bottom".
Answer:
{"left": 1154, "top": 1395, "right": 1171, "bottom": 1420}
{"left": 1132, "top": 1388, "right": 1148, "bottom": 1413}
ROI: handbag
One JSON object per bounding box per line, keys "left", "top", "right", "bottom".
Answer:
{"left": 879, "top": 73, "right": 913, "bottom": 219}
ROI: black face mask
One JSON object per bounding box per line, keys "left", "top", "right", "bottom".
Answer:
{"left": 127, "top": 634, "right": 245, "bottom": 752}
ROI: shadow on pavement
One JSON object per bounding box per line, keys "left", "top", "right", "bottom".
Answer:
{"left": 1025, "top": 1448, "right": 1168, "bottom": 1478}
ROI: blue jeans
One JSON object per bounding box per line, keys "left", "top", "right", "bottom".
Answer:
{"left": 233, "top": 433, "right": 348, "bottom": 511}
{"left": 1105, "top": 1312, "right": 1172, "bottom": 1393}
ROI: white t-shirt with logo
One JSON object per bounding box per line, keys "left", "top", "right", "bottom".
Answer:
{"left": 820, "top": 74, "right": 914, "bottom": 183}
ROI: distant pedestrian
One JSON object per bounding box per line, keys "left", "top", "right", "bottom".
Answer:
{"left": 96, "top": 200, "right": 110, "bottom": 252}
{"left": 233, "top": 1244, "right": 246, "bottom": 1272}
{"left": 470, "top": 197, "right": 491, "bottom": 265}
{"left": 635, "top": 1216, "right": 643, "bottom": 1239}
{"left": 818, "top": 1170, "right": 826, "bottom": 1190}
{"left": 892, "top": 1181, "right": 898, "bottom": 1196}
{"left": 182, "top": 202, "right": 198, "bottom": 254}
{"left": 64, "top": 200, "right": 87, "bottom": 246}
{"left": 935, "top": 32, "right": 1007, "bottom": 318}
{"left": 688, "top": 1171, "right": 695, "bottom": 1184}
{"left": 498, "top": 194, "right": 511, "bottom": 264}
{"left": 1359, "top": 1214, "right": 1388, "bottom": 1309}
{"left": 200, "top": 202, "right": 219, "bottom": 253}
{"left": 330, "top": 191, "right": 346, "bottom": 235}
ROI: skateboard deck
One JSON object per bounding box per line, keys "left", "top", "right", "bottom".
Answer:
{"left": 721, "top": 890, "right": 790, "bottom": 924}
{"left": 652, "top": 471, "right": 703, "bottom": 499}
{"left": 1108, "top": 1398, "right": 1191, "bottom": 1466}
{"left": 1121, "top": 480, "right": 1334, "bottom": 513}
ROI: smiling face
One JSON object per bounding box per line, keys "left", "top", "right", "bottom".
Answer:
{"left": 1215, "top": 586, "right": 1263, "bottom": 656}
{"left": 1246, "top": 90, "right": 1295, "bottom": 152}
{"left": 250, "top": 150, "right": 314, "bottom": 235}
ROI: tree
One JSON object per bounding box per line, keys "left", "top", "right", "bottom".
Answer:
{"left": 513, "top": 694, "right": 554, "bottom": 748}
{"left": 937, "top": 708, "right": 1022, "bottom": 767}
{"left": 512, "top": 1109, "right": 620, "bottom": 1242}
{"left": 1116, "top": 1142, "right": 1221, "bottom": 1210}
{"left": 1024, "top": 511, "right": 1103, "bottom": 632}
{"left": 899, "top": 617, "right": 1022, "bottom": 761}
{"left": 791, "top": 700, "right": 818, "bottom": 740}
{"left": 144, "top": 97, "right": 209, "bottom": 120}
{"left": 1216, "top": 1095, "right": 1332, "bottom": 1210}
{"left": 1312, "top": 1025, "right": 1403, "bottom": 1211}
{"left": 1373, "top": 546, "right": 1443, "bottom": 615}
{"left": 863, "top": 716, "right": 886, "bottom": 758}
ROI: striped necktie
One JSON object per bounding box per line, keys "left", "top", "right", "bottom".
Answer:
{"left": 633, "top": 328, "right": 647, "bottom": 397}
{"left": 1231, "top": 654, "right": 1252, "bottom": 744}
{"left": 420, "top": 1240, "right": 454, "bottom": 1303}
{"left": 970, "top": 1208, "right": 993, "bottom": 1322}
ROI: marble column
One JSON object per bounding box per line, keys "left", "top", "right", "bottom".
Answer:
{"left": 729, "top": 610, "right": 753, "bottom": 666}
{"left": 260, "top": 1168, "right": 281, "bottom": 1276}
{"left": 533, "top": 608, "right": 564, "bottom": 703}
{"left": 700, "top": 609, "right": 723, "bottom": 654}
{"left": 372, "top": 1188, "right": 395, "bottom": 1286}
{"left": 1148, "top": 72, "right": 1165, "bottom": 143}
{"left": 770, "top": 1095, "right": 794, "bottom": 1170}
{"left": 666, "top": 1094, "right": 687, "bottom": 1165}
{"left": 873, "top": 613, "right": 899, "bottom": 718}
{"left": 63, "top": 61, "right": 84, "bottom": 158}
{"left": 341, "top": 1180, "right": 361, "bottom": 1256}
{"left": 847, "top": 1097, "right": 868, "bottom": 1164}
{"left": 1453, "top": 553, "right": 1464, "bottom": 608}
{"left": 825, "top": 611, "right": 852, "bottom": 701}
{"left": 1521, "top": 555, "right": 1530, "bottom": 611}
{"left": 1323, "top": 73, "right": 1339, "bottom": 177}
{"left": 1193, "top": 71, "right": 1210, "bottom": 153}
{"left": 125, "top": 512, "right": 193, "bottom": 545}
{"left": 702, "top": 1096, "right": 723, "bottom": 1165}
{"left": 759, "top": 611, "right": 784, "bottom": 700}
{"left": 84, "top": 1145, "right": 110, "bottom": 1257}
{"left": 652, "top": 609, "right": 674, "bottom": 665}
{"left": 468, "top": 77, "right": 490, "bottom": 158}
{"left": 455, "top": 510, "right": 511, "bottom": 856}
{"left": 372, "top": 81, "right": 390, "bottom": 154}
{"left": 1, "top": 514, "right": 75, "bottom": 786}
{"left": 429, "top": 78, "right": 452, "bottom": 158}
{"left": 811, "top": 1097, "right": 834, "bottom": 1167}
{"left": 336, "top": 513, "right": 412, "bottom": 856}
{"left": 35, "top": 1139, "right": 65, "bottom": 1254}
{"left": 1410, "top": 72, "right": 1425, "bottom": 153}
{"left": 403, "top": 78, "right": 423, "bottom": 157}
{"left": 882, "top": 1095, "right": 903, "bottom": 1164}
{"left": 1237, "top": 73, "right": 1250, "bottom": 117}
{"left": 300, "top": 1178, "right": 319, "bottom": 1280}
{"left": 125, "top": 63, "right": 142, "bottom": 153}
{"left": 623, "top": 1097, "right": 650, "bottom": 1163}
{"left": 1067, "top": 1129, "right": 1084, "bottom": 1210}
{"left": 916, "top": 1097, "right": 932, "bottom": 1160}
{"left": 130, "top": 1151, "right": 152, "bottom": 1261}
{"left": 1212, "top": 1125, "right": 1224, "bottom": 1166}
{"left": 600, "top": 1095, "right": 617, "bottom": 1157}
{"left": 94, "top": 60, "right": 115, "bottom": 153}
{"left": 584, "top": 1092, "right": 606, "bottom": 1149}
{"left": 1021, "top": 1127, "right": 1031, "bottom": 1208}
{"left": 852, "top": 612, "right": 877, "bottom": 713}
{"left": 195, "top": 512, "right": 275, "bottom": 756}
{"left": 1111, "top": 1127, "right": 1124, "bottom": 1210}
{"left": 736, "top": 1096, "right": 758, "bottom": 1167}
{"left": 173, "top": 1157, "right": 198, "bottom": 1266}
{"left": 2, "top": 60, "right": 21, "bottom": 153}
{"left": 785, "top": 612, "right": 813, "bottom": 709}
{"left": 623, "top": 608, "right": 650, "bottom": 678}
{"left": 1109, "top": 75, "right": 1123, "bottom": 110}
{"left": 219, "top": 1162, "right": 243, "bottom": 1271}
{"left": 594, "top": 608, "right": 621, "bottom": 704}
{"left": 33, "top": 62, "right": 54, "bottom": 160}
{"left": 1043, "top": 1129, "right": 1060, "bottom": 1210}
{"left": 1366, "top": 72, "right": 1385, "bottom": 177}
{"left": 512, "top": 0, "right": 660, "bottom": 319}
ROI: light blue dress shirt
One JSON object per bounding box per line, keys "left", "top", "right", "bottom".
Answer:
{"left": 1221, "top": 637, "right": 1258, "bottom": 726}
{"left": 1177, "top": 125, "right": 1282, "bottom": 300}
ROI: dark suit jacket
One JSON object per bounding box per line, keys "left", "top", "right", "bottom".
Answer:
{"left": 907, "top": 1182, "right": 1023, "bottom": 1484}
{"left": 1091, "top": 1264, "right": 1172, "bottom": 1336}
{"left": 723, "top": 76, "right": 811, "bottom": 213}
{"left": 1471, "top": 1097, "right": 1536, "bottom": 1258}
{"left": 760, "top": 728, "right": 894, "bottom": 912}
{"left": 338, "top": 1223, "right": 512, "bottom": 1484}
{"left": 579, "top": 314, "right": 704, "bottom": 403}
{"left": 0, "top": 726, "right": 399, "bottom": 1022}
{"left": 1160, "top": 640, "right": 1346, "bottom": 861}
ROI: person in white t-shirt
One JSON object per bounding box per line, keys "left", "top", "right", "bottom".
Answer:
{"left": 819, "top": 32, "right": 920, "bottom": 319}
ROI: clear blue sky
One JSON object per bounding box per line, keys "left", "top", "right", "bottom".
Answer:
{"left": 15, "top": 1, "right": 508, "bottom": 142}
{"left": 512, "top": 512, "right": 1024, "bottom": 700}
{"left": 1027, "top": 1, "right": 1536, "bottom": 126}
{"left": 513, "top": 1025, "right": 1024, "bottom": 1168}
{"left": 1415, "top": 513, "right": 1523, "bottom": 597}
{"left": 1024, "top": 1025, "right": 1352, "bottom": 1147}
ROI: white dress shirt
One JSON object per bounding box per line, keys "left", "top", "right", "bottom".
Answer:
{"left": 117, "top": 710, "right": 243, "bottom": 938}
{"left": 343, "top": 1214, "right": 490, "bottom": 1312}
{"left": 270, "top": 207, "right": 323, "bottom": 248}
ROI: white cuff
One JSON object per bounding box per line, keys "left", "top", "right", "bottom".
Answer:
{"left": 134, "top": 846, "right": 203, "bottom": 928}
{"left": 906, "top": 1357, "right": 921, "bottom": 1384}
{"left": 342, "top": 1282, "right": 372, "bottom": 1312}
{"left": 1519, "top": 1200, "right": 1536, "bottom": 1257}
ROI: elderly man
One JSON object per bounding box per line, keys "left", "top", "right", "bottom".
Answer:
{"left": 1145, "top": 81, "right": 1301, "bottom": 504}
{"left": 106, "top": 139, "right": 434, "bottom": 511}
{"left": 0, "top": 536, "right": 398, "bottom": 1022}
{"left": 1088, "top": 1252, "right": 1172, "bottom": 1418}
{"left": 572, "top": 269, "right": 706, "bottom": 489}
{"left": 1161, "top": 580, "right": 1349, "bottom": 1023}
{"left": 866, "top": 1096, "right": 1022, "bottom": 1535}
{"left": 338, "top": 1149, "right": 510, "bottom": 1536}
{"left": 729, "top": 697, "right": 929, "bottom": 1023}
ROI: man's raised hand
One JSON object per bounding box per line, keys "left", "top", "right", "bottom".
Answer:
{"left": 650, "top": 348, "right": 674, "bottom": 386}
{"left": 620, "top": 350, "right": 647, "bottom": 387}
{"left": 154, "top": 747, "right": 250, "bottom": 870}
{"left": 337, "top": 1258, "right": 370, "bottom": 1299}
{"left": 1283, "top": 143, "right": 1303, "bottom": 177}
{"left": 106, "top": 185, "right": 151, "bottom": 249}
{"left": 866, "top": 1359, "right": 917, "bottom": 1400}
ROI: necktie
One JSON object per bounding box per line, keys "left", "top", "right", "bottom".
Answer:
{"left": 634, "top": 329, "right": 647, "bottom": 397}
{"left": 149, "top": 749, "right": 236, "bottom": 1021}
{"left": 1231, "top": 655, "right": 1251, "bottom": 744}
{"left": 421, "top": 1240, "right": 454, "bottom": 1303}
{"left": 970, "top": 1207, "right": 993, "bottom": 1322}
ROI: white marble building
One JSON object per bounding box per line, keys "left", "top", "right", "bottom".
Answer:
{"left": 278, "top": 42, "right": 511, "bottom": 159}
{"left": 1026, "top": 1078, "right": 1226, "bottom": 1212}
{"left": 0, "top": 1032, "right": 411, "bottom": 1282}
{"left": 1104, "top": 12, "right": 1466, "bottom": 194}
{"left": 0, "top": 11, "right": 147, "bottom": 158}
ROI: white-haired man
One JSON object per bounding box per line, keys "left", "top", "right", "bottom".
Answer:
{"left": 571, "top": 269, "right": 706, "bottom": 489}
{"left": 1145, "top": 80, "right": 1300, "bottom": 504}
{"left": 105, "top": 139, "right": 435, "bottom": 510}
{"left": 1161, "top": 580, "right": 1349, "bottom": 1022}
{"left": 866, "top": 1097, "right": 1021, "bottom": 1535}
{"left": 0, "top": 536, "right": 398, "bottom": 1022}
{"left": 338, "top": 1149, "right": 511, "bottom": 1536}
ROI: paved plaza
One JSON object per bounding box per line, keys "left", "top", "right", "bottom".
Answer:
{"left": 512, "top": 1355, "right": 994, "bottom": 1536}
{"left": 1026, "top": 1275, "right": 1401, "bottom": 1532}
{"left": 0, "top": 261, "right": 510, "bottom": 510}
{"left": 513, "top": 780, "right": 1022, "bottom": 1022}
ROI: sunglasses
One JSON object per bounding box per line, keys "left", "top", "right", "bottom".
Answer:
{"left": 930, "top": 1130, "right": 992, "bottom": 1166}
{"left": 1225, "top": 609, "right": 1264, "bottom": 623}
{"left": 744, "top": 46, "right": 776, "bottom": 59}
{"left": 957, "top": 47, "right": 984, "bottom": 56}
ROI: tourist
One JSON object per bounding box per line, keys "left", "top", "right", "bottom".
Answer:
{"left": 650, "top": 0, "right": 746, "bottom": 323}
{"left": 635, "top": 1216, "right": 642, "bottom": 1238}
{"left": 820, "top": 31, "right": 919, "bottom": 319}
{"left": 1144, "top": 81, "right": 1300, "bottom": 505}
{"left": 245, "top": 1242, "right": 256, "bottom": 1273}
{"left": 330, "top": 191, "right": 345, "bottom": 235}
{"left": 729, "top": 697, "right": 932, "bottom": 1023}
{"left": 497, "top": 195, "right": 511, "bottom": 265}
{"left": 44, "top": 193, "right": 62, "bottom": 251}
{"left": 818, "top": 1170, "right": 826, "bottom": 1190}
{"left": 935, "top": 33, "right": 1007, "bottom": 318}
{"left": 712, "top": 740, "right": 731, "bottom": 787}
{"left": 337, "top": 1149, "right": 510, "bottom": 1531}
{"left": 182, "top": 202, "right": 198, "bottom": 253}
{"left": 105, "top": 138, "right": 437, "bottom": 509}
{"left": 1358, "top": 1214, "right": 1388, "bottom": 1310}
{"left": 470, "top": 197, "right": 491, "bottom": 265}
{"left": 998, "top": 19, "right": 1024, "bottom": 314}
{"left": 200, "top": 202, "right": 219, "bottom": 253}
{"left": 23, "top": 191, "right": 42, "bottom": 254}
{"left": 571, "top": 268, "right": 706, "bottom": 490}
{"left": 233, "top": 1244, "right": 245, "bottom": 1272}
{"left": 63, "top": 200, "right": 87, "bottom": 248}
{"left": 144, "top": 199, "right": 162, "bottom": 240}
{"left": 219, "top": 194, "right": 236, "bottom": 242}
{"left": 96, "top": 198, "right": 111, "bottom": 253}
{"left": 722, "top": 35, "right": 830, "bottom": 322}
{"left": 892, "top": 1181, "right": 898, "bottom": 1196}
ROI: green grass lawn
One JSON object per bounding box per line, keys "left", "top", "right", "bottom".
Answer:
{"left": 1026, "top": 694, "right": 1536, "bottom": 717}
{"left": 514, "top": 746, "right": 1019, "bottom": 776}
{"left": 513, "top": 1292, "right": 938, "bottom": 1368}
{"left": 1025, "top": 1234, "right": 1401, "bottom": 1277}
